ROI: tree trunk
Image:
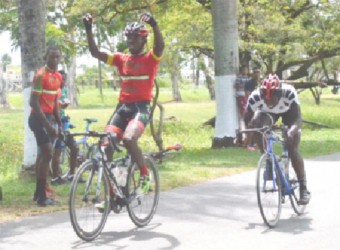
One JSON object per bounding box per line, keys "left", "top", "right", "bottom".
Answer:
{"left": 171, "top": 71, "right": 182, "bottom": 102}
{"left": 17, "top": 0, "right": 46, "bottom": 168}
{"left": 67, "top": 55, "right": 78, "bottom": 107}
{"left": 203, "top": 58, "right": 215, "bottom": 100}
{"left": 0, "top": 74, "right": 9, "bottom": 108}
{"left": 211, "top": 0, "right": 239, "bottom": 148}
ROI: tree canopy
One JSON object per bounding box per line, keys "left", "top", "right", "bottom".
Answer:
{"left": 0, "top": 0, "right": 339, "bottom": 84}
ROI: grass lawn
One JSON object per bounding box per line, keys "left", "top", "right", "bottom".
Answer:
{"left": 0, "top": 86, "right": 339, "bottom": 222}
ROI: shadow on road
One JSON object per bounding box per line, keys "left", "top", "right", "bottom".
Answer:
{"left": 70, "top": 223, "right": 180, "bottom": 250}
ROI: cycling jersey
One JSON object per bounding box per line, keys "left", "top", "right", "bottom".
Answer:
{"left": 246, "top": 83, "right": 299, "bottom": 114}
{"left": 106, "top": 50, "right": 161, "bottom": 103}
{"left": 31, "top": 66, "right": 62, "bottom": 113}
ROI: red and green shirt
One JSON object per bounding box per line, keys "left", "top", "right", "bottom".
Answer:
{"left": 106, "top": 50, "right": 161, "bottom": 103}
{"left": 31, "top": 66, "right": 62, "bottom": 113}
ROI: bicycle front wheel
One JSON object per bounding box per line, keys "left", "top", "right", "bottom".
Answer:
{"left": 287, "top": 158, "right": 306, "bottom": 215}
{"left": 69, "top": 160, "right": 110, "bottom": 241}
{"left": 256, "top": 154, "right": 282, "bottom": 228}
{"left": 126, "top": 156, "right": 159, "bottom": 227}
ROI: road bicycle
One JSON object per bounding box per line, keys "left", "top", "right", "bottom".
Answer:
{"left": 58, "top": 117, "right": 98, "bottom": 179}
{"left": 238, "top": 124, "right": 306, "bottom": 228}
{"left": 68, "top": 131, "right": 160, "bottom": 241}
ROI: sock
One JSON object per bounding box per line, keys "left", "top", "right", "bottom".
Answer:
{"left": 140, "top": 165, "right": 149, "bottom": 177}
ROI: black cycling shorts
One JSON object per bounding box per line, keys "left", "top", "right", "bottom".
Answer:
{"left": 28, "top": 112, "right": 55, "bottom": 146}
{"left": 107, "top": 101, "right": 151, "bottom": 132}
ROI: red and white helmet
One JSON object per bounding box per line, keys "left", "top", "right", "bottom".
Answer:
{"left": 260, "top": 74, "right": 281, "bottom": 100}
{"left": 123, "top": 22, "right": 148, "bottom": 37}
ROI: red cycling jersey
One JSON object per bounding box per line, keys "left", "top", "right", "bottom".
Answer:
{"left": 106, "top": 50, "right": 161, "bottom": 103}
{"left": 31, "top": 66, "right": 62, "bottom": 113}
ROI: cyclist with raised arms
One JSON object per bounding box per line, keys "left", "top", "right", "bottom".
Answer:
{"left": 83, "top": 13, "right": 164, "bottom": 192}
{"left": 244, "top": 74, "right": 311, "bottom": 205}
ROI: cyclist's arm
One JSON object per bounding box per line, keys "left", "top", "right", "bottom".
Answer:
{"left": 244, "top": 106, "right": 254, "bottom": 128}
{"left": 151, "top": 24, "right": 164, "bottom": 58}
{"left": 287, "top": 102, "right": 302, "bottom": 137}
{"left": 85, "top": 25, "right": 108, "bottom": 63}
{"left": 53, "top": 97, "right": 62, "bottom": 130}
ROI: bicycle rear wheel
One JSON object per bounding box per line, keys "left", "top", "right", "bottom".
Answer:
{"left": 256, "top": 154, "right": 282, "bottom": 228}
{"left": 69, "top": 160, "right": 110, "bottom": 241}
{"left": 126, "top": 156, "right": 159, "bottom": 227}
{"left": 287, "top": 158, "right": 306, "bottom": 215}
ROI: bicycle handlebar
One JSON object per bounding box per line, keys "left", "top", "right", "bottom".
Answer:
{"left": 239, "top": 124, "right": 287, "bottom": 136}
{"left": 236, "top": 124, "right": 288, "bottom": 147}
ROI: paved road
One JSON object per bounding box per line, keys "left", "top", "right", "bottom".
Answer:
{"left": 1, "top": 153, "right": 340, "bottom": 250}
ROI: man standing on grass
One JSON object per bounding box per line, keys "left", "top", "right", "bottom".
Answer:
{"left": 83, "top": 13, "right": 164, "bottom": 194}
{"left": 28, "top": 45, "right": 62, "bottom": 207}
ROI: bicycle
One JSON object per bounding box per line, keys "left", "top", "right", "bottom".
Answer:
{"left": 58, "top": 117, "right": 98, "bottom": 179}
{"left": 68, "top": 131, "right": 159, "bottom": 241}
{"left": 238, "top": 124, "right": 306, "bottom": 228}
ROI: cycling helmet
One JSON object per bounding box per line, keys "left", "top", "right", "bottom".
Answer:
{"left": 260, "top": 74, "right": 282, "bottom": 100}
{"left": 124, "top": 22, "right": 148, "bottom": 37}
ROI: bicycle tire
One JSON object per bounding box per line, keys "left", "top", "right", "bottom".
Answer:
{"left": 287, "top": 157, "right": 306, "bottom": 215}
{"left": 126, "top": 156, "right": 159, "bottom": 227}
{"left": 69, "top": 160, "right": 110, "bottom": 241}
{"left": 256, "top": 154, "right": 282, "bottom": 228}
{"left": 59, "top": 147, "right": 70, "bottom": 179}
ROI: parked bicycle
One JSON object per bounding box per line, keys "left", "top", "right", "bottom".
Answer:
{"left": 58, "top": 117, "right": 98, "bottom": 179}
{"left": 68, "top": 131, "right": 159, "bottom": 241}
{"left": 238, "top": 124, "right": 306, "bottom": 228}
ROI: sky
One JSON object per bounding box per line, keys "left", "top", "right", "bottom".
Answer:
{"left": 0, "top": 31, "right": 21, "bottom": 65}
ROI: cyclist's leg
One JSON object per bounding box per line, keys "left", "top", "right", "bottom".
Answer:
{"left": 282, "top": 112, "right": 310, "bottom": 205}
{"left": 104, "top": 104, "right": 125, "bottom": 161}
{"left": 123, "top": 102, "right": 151, "bottom": 178}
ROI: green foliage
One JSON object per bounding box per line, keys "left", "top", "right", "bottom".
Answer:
{"left": 239, "top": 0, "right": 340, "bottom": 77}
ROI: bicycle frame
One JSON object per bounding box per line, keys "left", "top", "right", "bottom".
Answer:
{"left": 264, "top": 132, "right": 295, "bottom": 197}
{"left": 81, "top": 132, "right": 129, "bottom": 204}
{"left": 239, "top": 125, "right": 298, "bottom": 197}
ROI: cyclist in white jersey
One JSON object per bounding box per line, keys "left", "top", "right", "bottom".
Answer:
{"left": 244, "top": 74, "right": 311, "bottom": 205}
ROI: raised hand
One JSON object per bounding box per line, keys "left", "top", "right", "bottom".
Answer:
{"left": 83, "top": 13, "right": 93, "bottom": 31}
{"left": 139, "top": 13, "right": 157, "bottom": 27}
